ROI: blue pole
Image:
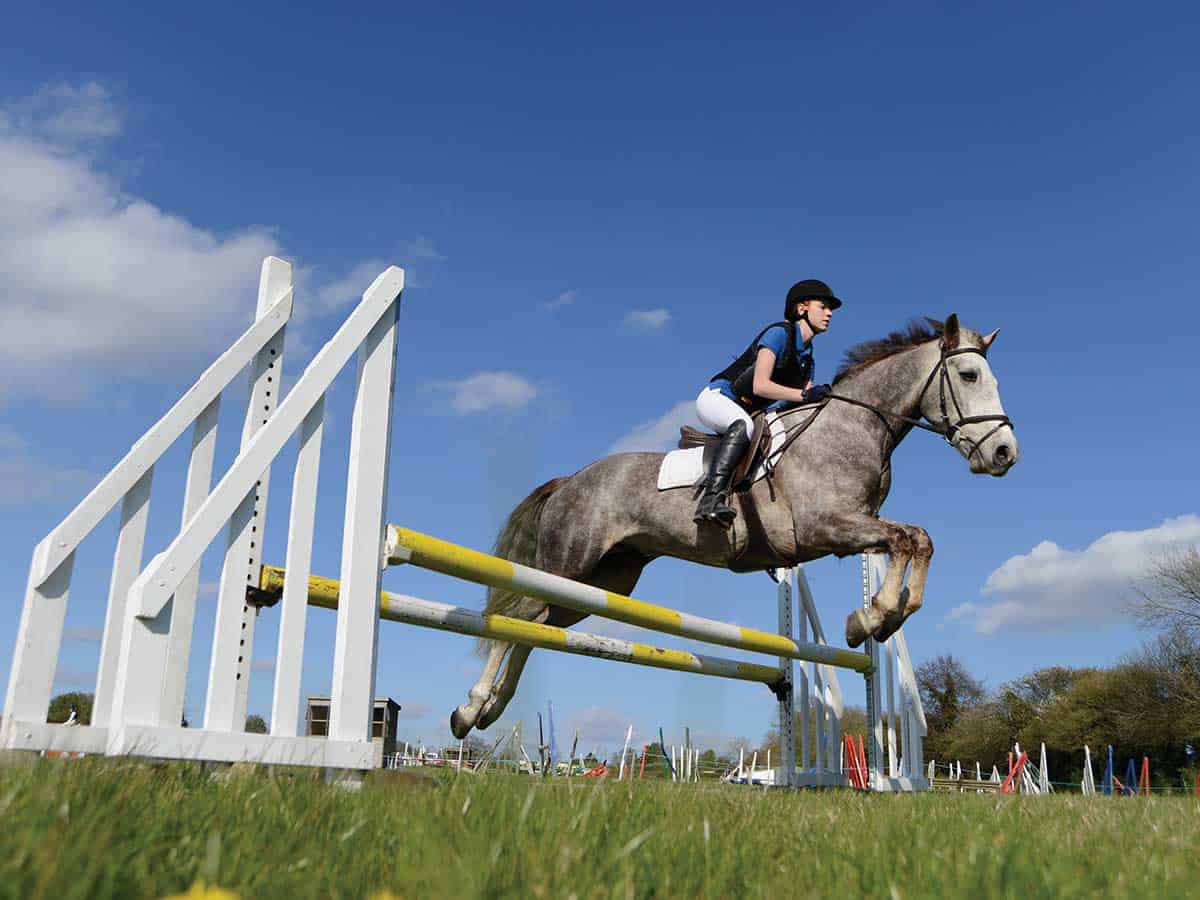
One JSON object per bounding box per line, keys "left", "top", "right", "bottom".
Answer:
{"left": 658, "top": 727, "right": 675, "bottom": 778}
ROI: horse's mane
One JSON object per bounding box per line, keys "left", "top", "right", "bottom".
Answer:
{"left": 832, "top": 318, "right": 944, "bottom": 384}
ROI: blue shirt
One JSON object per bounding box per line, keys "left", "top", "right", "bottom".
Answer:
{"left": 709, "top": 324, "right": 814, "bottom": 409}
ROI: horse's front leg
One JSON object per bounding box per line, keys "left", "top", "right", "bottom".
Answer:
{"left": 796, "top": 514, "right": 916, "bottom": 647}
{"left": 856, "top": 523, "right": 934, "bottom": 644}
{"left": 896, "top": 524, "right": 933, "bottom": 628}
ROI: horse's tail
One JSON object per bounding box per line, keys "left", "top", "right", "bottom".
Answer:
{"left": 476, "top": 477, "right": 567, "bottom": 648}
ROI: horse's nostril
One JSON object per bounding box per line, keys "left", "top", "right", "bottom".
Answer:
{"left": 994, "top": 444, "right": 1011, "bottom": 464}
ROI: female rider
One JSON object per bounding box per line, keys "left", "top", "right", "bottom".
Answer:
{"left": 693, "top": 279, "right": 841, "bottom": 526}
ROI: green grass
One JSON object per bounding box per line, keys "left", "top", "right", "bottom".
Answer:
{"left": 2, "top": 758, "right": 1198, "bottom": 899}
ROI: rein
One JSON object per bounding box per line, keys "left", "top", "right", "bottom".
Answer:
{"left": 763, "top": 343, "right": 1013, "bottom": 472}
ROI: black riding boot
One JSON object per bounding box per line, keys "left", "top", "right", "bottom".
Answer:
{"left": 693, "top": 420, "right": 750, "bottom": 527}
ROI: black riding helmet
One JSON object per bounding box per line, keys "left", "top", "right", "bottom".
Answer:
{"left": 784, "top": 279, "right": 843, "bottom": 321}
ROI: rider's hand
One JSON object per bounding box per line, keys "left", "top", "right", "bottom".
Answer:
{"left": 804, "top": 384, "right": 832, "bottom": 403}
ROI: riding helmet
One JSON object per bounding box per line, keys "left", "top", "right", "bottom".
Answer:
{"left": 785, "top": 279, "right": 843, "bottom": 320}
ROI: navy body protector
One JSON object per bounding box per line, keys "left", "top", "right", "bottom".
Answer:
{"left": 711, "top": 320, "right": 812, "bottom": 413}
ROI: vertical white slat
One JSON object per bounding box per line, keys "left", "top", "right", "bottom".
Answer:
{"left": 796, "top": 569, "right": 810, "bottom": 773}
{"left": 91, "top": 470, "right": 153, "bottom": 727}
{"left": 825, "top": 681, "right": 840, "bottom": 777}
{"left": 109, "top": 570, "right": 176, "bottom": 730}
{"left": 270, "top": 398, "right": 325, "bottom": 737}
{"left": 205, "top": 258, "right": 291, "bottom": 732}
{"left": 813, "top": 655, "right": 826, "bottom": 775}
{"left": 204, "top": 492, "right": 259, "bottom": 731}
{"left": 886, "top": 637, "right": 898, "bottom": 777}
{"left": 329, "top": 294, "right": 400, "bottom": 744}
{"left": 161, "top": 397, "right": 220, "bottom": 726}
{"left": 2, "top": 552, "right": 74, "bottom": 730}
{"left": 890, "top": 625, "right": 926, "bottom": 781}
{"left": 902, "top": 683, "right": 914, "bottom": 779}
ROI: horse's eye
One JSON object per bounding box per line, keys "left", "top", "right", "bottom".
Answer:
{"left": 961, "top": 370, "right": 978, "bottom": 383}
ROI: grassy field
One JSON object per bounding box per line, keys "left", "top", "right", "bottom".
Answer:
{"left": 2, "top": 758, "right": 1197, "bottom": 899}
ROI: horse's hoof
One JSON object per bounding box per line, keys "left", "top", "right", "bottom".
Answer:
{"left": 450, "top": 707, "right": 474, "bottom": 740}
{"left": 845, "top": 610, "right": 871, "bottom": 648}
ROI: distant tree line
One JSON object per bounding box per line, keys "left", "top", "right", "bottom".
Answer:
{"left": 916, "top": 548, "right": 1200, "bottom": 788}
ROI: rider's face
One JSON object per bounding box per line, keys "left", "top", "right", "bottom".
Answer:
{"left": 800, "top": 300, "right": 835, "bottom": 332}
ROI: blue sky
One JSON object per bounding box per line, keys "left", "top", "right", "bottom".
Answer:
{"left": 2, "top": 2, "right": 1198, "bottom": 757}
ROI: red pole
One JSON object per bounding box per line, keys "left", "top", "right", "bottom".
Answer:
{"left": 844, "top": 735, "right": 865, "bottom": 789}
{"left": 1139, "top": 757, "right": 1150, "bottom": 796}
{"left": 1000, "top": 752, "right": 1028, "bottom": 794}
{"left": 638, "top": 747, "right": 646, "bottom": 779}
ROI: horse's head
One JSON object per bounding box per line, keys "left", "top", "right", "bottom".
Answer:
{"left": 919, "top": 314, "right": 1018, "bottom": 476}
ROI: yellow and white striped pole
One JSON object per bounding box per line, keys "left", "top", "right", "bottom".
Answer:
{"left": 259, "top": 567, "right": 783, "bottom": 686}
{"left": 385, "top": 526, "right": 872, "bottom": 674}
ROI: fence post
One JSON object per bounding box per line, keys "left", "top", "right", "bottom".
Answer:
{"left": 776, "top": 570, "right": 796, "bottom": 787}
{"left": 329, "top": 275, "right": 403, "bottom": 749}
{"left": 862, "top": 554, "right": 883, "bottom": 789}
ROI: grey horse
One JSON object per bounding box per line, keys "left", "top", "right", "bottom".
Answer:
{"left": 450, "top": 315, "right": 1017, "bottom": 739}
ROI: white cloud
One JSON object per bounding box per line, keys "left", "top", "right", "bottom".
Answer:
{"left": 0, "top": 427, "right": 26, "bottom": 451}
{"left": 0, "top": 83, "right": 282, "bottom": 401}
{"left": 394, "top": 235, "right": 446, "bottom": 288}
{"left": 397, "top": 702, "right": 432, "bottom": 719}
{"left": 543, "top": 289, "right": 577, "bottom": 311}
{"left": 312, "top": 258, "right": 392, "bottom": 313}
{"left": 948, "top": 514, "right": 1200, "bottom": 633}
{"left": 0, "top": 450, "right": 96, "bottom": 506}
{"left": 0, "top": 82, "right": 412, "bottom": 405}
{"left": 609, "top": 400, "right": 695, "bottom": 454}
{"left": 624, "top": 308, "right": 671, "bottom": 331}
{"left": 399, "top": 234, "right": 446, "bottom": 262}
{"left": 565, "top": 705, "right": 641, "bottom": 746}
{"left": 4, "top": 81, "right": 123, "bottom": 142}
{"left": 431, "top": 371, "right": 538, "bottom": 414}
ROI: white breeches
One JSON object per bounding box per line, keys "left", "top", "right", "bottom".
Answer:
{"left": 696, "top": 387, "right": 756, "bottom": 440}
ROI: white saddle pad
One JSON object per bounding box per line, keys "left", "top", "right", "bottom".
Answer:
{"left": 656, "top": 411, "right": 790, "bottom": 491}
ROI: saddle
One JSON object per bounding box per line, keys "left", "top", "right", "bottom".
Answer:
{"left": 677, "top": 409, "right": 773, "bottom": 494}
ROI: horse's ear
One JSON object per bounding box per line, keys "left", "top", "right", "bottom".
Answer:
{"left": 942, "top": 314, "right": 961, "bottom": 349}
{"left": 982, "top": 328, "right": 999, "bottom": 353}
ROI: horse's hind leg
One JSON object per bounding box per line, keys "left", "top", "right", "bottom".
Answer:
{"left": 451, "top": 640, "right": 511, "bottom": 739}
{"left": 474, "top": 549, "right": 648, "bottom": 730}
{"left": 475, "top": 643, "right": 532, "bottom": 731}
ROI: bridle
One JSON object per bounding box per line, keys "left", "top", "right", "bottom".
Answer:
{"left": 766, "top": 342, "right": 1014, "bottom": 470}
